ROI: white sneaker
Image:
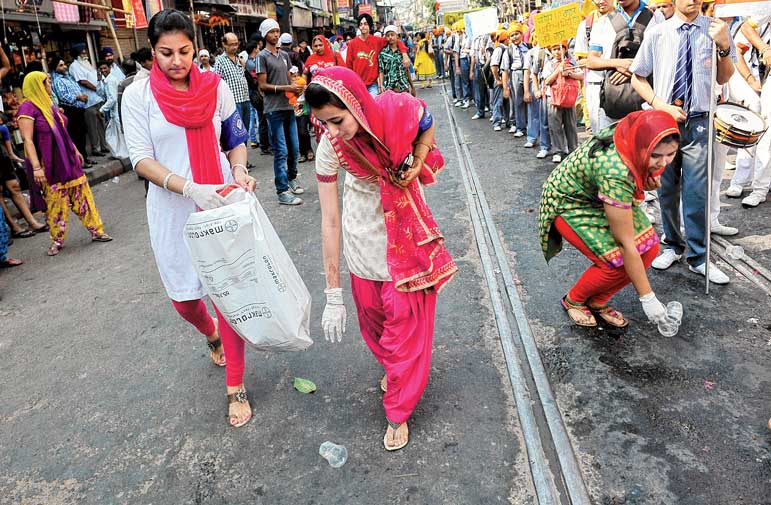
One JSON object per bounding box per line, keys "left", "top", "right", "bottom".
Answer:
{"left": 523, "top": 141, "right": 534, "bottom": 148}
{"left": 493, "top": 124, "right": 502, "bottom": 132}
{"left": 508, "top": 125, "right": 517, "bottom": 133}
{"left": 551, "top": 154, "right": 562, "bottom": 163}
{"left": 471, "top": 112, "right": 482, "bottom": 120}
{"left": 644, "top": 206, "right": 657, "bottom": 225}
{"left": 725, "top": 184, "right": 744, "bottom": 198}
{"left": 651, "top": 249, "right": 682, "bottom": 270}
{"left": 461, "top": 100, "right": 470, "bottom": 109}
{"left": 644, "top": 191, "right": 657, "bottom": 202}
{"left": 514, "top": 130, "right": 525, "bottom": 137}
{"left": 710, "top": 222, "right": 739, "bottom": 236}
{"left": 454, "top": 100, "right": 462, "bottom": 107}
{"left": 741, "top": 191, "right": 767, "bottom": 208}
{"left": 536, "top": 149, "right": 548, "bottom": 159}
{"left": 689, "top": 262, "right": 730, "bottom": 285}
{"left": 489, "top": 116, "right": 495, "bottom": 122}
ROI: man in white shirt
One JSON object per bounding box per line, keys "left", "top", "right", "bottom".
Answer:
{"left": 69, "top": 44, "right": 109, "bottom": 156}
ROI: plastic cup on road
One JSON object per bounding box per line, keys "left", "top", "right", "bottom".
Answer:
{"left": 666, "top": 301, "right": 683, "bottom": 325}
{"left": 725, "top": 245, "right": 744, "bottom": 260}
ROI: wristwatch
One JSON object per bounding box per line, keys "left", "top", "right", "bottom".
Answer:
{"left": 717, "top": 46, "right": 730, "bottom": 58}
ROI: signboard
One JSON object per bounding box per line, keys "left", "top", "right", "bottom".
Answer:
{"left": 358, "top": 2, "right": 372, "bottom": 14}
{"left": 463, "top": 6, "right": 497, "bottom": 41}
{"left": 441, "top": 7, "right": 483, "bottom": 27}
{"left": 336, "top": 0, "right": 350, "bottom": 7}
{"left": 714, "top": 0, "right": 771, "bottom": 16}
{"left": 292, "top": 5, "right": 312, "bottom": 27}
{"left": 14, "top": 0, "right": 53, "bottom": 15}
{"left": 131, "top": 0, "right": 148, "bottom": 28}
{"left": 532, "top": 2, "right": 581, "bottom": 48}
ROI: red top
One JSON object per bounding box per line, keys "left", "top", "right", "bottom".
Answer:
{"left": 345, "top": 35, "right": 407, "bottom": 86}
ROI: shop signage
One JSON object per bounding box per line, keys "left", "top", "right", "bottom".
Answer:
{"left": 14, "top": 0, "right": 53, "bottom": 16}
{"left": 292, "top": 5, "right": 312, "bottom": 26}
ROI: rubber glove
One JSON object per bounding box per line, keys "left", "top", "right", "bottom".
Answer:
{"left": 182, "top": 180, "right": 227, "bottom": 210}
{"left": 322, "top": 287, "right": 347, "bottom": 343}
{"left": 639, "top": 292, "right": 668, "bottom": 324}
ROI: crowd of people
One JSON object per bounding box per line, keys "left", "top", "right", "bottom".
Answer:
{"left": 1, "top": 0, "right": 770, "bottom": 444}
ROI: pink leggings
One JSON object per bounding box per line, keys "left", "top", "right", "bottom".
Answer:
{"left": 171, "top": 299, "right": 245, "bottom": 387}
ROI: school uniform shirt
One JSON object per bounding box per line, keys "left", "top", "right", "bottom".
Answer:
{"left": 502, "top": 43, "right": 528, "bottom": 72}
{"left": 588, "top": 7, "right": 662, "bottom": 84}
{"left": 541, "top": 57, "right": 578, "bottom": 97}
{"left": 314, "top": 135, "right": 390, "bottom": 281}
{"left": 574, "top": 12, "right": 607, "bottom": 83}
{"left": 121, "top": 78, "right": 247, "bottom": 301}
{"left": 630, "top": 14, "right": 737, "bottom": 113}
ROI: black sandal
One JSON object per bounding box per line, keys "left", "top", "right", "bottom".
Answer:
{"left": 12, "top": 229, "right": 35, "bottom": 238}
{"left": 207, "top": 336, "right": 226, "bottom": 367}
{"left": 227, "top": 387, "right": 252, "bottom": 428}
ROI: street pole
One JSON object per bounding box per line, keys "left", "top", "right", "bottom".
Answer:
{"left": 705, "top": 41, "right": 717, "bottom": 294}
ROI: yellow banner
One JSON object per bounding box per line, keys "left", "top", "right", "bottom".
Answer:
{"left": 442, "top": 8, "right": 483, "bottom": 27}
{"left": 533, "top": 3, "right": 582, "bottom": 48}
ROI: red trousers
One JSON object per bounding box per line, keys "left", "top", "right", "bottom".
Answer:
{"left": 171, "top": 299, "right": 245, "bottom": 387}
{"left": 554, "top": 216, "right": 658, "bottom": 307}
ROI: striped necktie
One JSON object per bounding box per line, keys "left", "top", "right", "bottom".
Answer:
{"left": 672, "top": 23, "right": 693, "bottom": 113}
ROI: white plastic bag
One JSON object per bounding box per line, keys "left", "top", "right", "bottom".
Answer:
{"left": 105, "top": 118, "right": 129, "bottom": 159}
{"left": 183, "top": 188, "right": 313, "bottom": 351}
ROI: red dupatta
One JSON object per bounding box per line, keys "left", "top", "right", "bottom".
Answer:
{"left": 149, "top": 62, "right": 224, "bottom": 185}
{"left": 312, "top": 67, "right": 457, "bottom": 293}
{"left": 613, "top": 110, "right": 680, "bottom": 201}
{"left": 305, "top": 35, "right": 340, "bottom": 72}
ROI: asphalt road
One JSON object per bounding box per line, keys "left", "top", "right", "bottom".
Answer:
{"left": 0, "top": 86, "right": 532, "bottom": 505}
{"left": 3, "top": 84, "right": 770, "bottom": 504}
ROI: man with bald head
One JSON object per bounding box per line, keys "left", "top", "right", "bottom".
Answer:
{"left": 215, "top": 32, "right": 251, "bottom": 146}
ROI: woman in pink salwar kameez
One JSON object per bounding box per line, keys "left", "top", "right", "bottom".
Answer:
{"left": 307, "top": 67, "right": 457, "bottom": 451}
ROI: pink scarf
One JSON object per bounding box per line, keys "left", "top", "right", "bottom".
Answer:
{"left": 149, "top": 62, "right": 223, "bottom": 184}
{"left": 312, "top": 67, "right": 457, "bottom": 293}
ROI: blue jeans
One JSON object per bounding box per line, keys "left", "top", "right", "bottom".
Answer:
{"left": 658, "top": 117, "right": 710, "bottom": 267}
{"left": 455, "top": 57, "right": 471, "bottom": 102}
{"left": 265, "top": 110, "right": 299, "bottom": 195}
{"left": 491, "top": 84, "right": 507, "bottom": 127}
{"left": 510, "top": 71, "right": 527, "bottom": 132}
{"left": 473, "top": 62, "right": 488, "bottom": 115}
{"left": 367, "top": 82, "right": 379, "bottom": 97}
{"left": 434, "top": 50, "right": 444, "bottom": 78}
{"left": 236, "top": 101, "right": 251, "bottom": 146}
{"left": 248, "top": 104, "right": 258, "bottom": 144}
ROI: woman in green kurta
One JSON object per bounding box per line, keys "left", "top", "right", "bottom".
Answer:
{"left": 538, "top": 110, "right": 682, "bottom": 329}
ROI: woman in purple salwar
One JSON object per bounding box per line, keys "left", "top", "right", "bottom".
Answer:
{"left": 18, "top": 71, "right": 111, "bottom": 256}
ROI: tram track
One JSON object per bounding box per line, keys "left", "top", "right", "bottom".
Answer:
{"left": 440, "top": 86, "right": 591, "bottom": 505}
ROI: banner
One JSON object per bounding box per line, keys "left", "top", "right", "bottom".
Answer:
{"left": 714, "top": 0, "right": 771, "bottom": 16}
{"left": 442, "top": 7, "right": 482, "bottom": 27}
{"left": 131, "top": 0, "right": 148, "bottom": 28}
{"left": 533, "top": 2, "right": 581, "bottom": 48}
{"left": 463, "top": 7, "right": 497, "bottom": 41}
{"left": 147, "top": 0, "right": 162, "bottom": 18}
{"left": 358, "top": 3, "right": 372, "bottom": 14}
{"left": 112, "top": 0, "right": 126, "bottom": 27}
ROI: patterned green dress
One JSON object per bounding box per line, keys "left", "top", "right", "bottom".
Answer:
{"left": 538, "top": 132, "right": 658, "bottom": 268}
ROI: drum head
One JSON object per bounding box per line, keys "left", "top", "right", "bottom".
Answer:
{"left": 715, "top": 103, "right": 767, "bottom": 134}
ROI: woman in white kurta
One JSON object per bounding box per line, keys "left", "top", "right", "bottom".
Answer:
{"left": 122, "top": 9, "right": 256, "bottom": 428}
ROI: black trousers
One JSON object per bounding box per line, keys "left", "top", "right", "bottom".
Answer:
{"left": 61, "top": 105, "right": 87, "bottom": 157}
{"left": 296, "top": 115, "right": 312, "bottom": 156}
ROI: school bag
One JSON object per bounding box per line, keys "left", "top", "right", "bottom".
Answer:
{"left": 599, "top": 8, "right": 654, "bottom": 119}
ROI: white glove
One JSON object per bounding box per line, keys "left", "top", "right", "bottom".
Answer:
{"left": 322, "top": 287, "right": 347, "bottom": 343}
{"left": 640, "top": 292, "right": 668, "bottom": 324}
{"left": 182, "top": 180, "right": 227, "bottom": 210}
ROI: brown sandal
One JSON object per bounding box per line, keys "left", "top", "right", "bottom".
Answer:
{"left": 227, "top": 387, "right": 252, "bottom": 428}
{"left": 384, "top": 420, "right": 409, "bottom": 451}
{"left": 561, "top": 296, "right": 598, "bottom": 327}
{"left": 588, "top": 305, "right": 629, "bottom": 328}
{"left": 92, "top": 234, "right": 113, "bottom": 242}
{"left": 47, "top": 243, "right": 62, "bottom": 256}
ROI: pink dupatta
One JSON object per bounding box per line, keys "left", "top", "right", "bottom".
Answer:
{"left": 312, "top": 67, "right": 457, "bottom": 293}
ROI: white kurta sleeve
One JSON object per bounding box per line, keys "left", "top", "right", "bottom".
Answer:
{"left": 314, "top": 135, "right": 341, "bottom": 182}
{"left": 121, "top": 83, "right": 155, "bottom": 168}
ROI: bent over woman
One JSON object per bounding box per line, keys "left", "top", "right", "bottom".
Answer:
{"left": 539, "top": 110, "right": 682, "bottom": 329}
{"left": 307, "top": 67, "right": 457, "bottom": 451}
{"left": 122, "top": 10, "right": 256, "bottom": 427}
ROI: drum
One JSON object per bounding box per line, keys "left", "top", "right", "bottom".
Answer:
{"left": 714, "top": 102, "right": 767, "bottom": 149}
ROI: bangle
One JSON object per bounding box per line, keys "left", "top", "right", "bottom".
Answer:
{"left": 162, "top": 172, "right": 174, "bottom": 190}
{"left": 33, "top": 166, "right": 43, "bottom": 172}
{"left": 274, "top": 85, "right": 277, "bottom": 93}
{"left": 231, "top": 163, "right": 248, "bottom": 176}
{"left": 650, "top": 96, "right": 657, "bottom": 107}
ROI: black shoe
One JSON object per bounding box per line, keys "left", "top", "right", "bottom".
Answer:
{"left": 260, "top": 150, "right": 272, "bottom": 155}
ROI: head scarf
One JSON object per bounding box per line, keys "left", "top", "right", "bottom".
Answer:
{"left": 22, "top": 71, "right": 58, "bottom": 128}
{"left": 613, "top": 110, "right": 679, "bottom": 200}
{"left": 305, "top": 34, "right": 340, "bottom": 75}
{"left": 311, "top": 67, "right": 457, "bottom": 293}
{"left": 149, "top": 62, "right": 224, "bottom": 185}
{"left": 497, "top": 30, "right": 509, "bottom": 43}
{"left": 259, "top": 18, "right": 280, "bottom": 38}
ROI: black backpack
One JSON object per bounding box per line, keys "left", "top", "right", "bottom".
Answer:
{"left": 600, "top": 8, "right": 654, "bottom": 119}
{"left": 482, "top": 46, "right": 496, "bottom": 88}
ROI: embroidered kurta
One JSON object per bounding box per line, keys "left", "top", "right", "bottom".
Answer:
{"left": 315, "top": 134, "right": 390, "bottom": 281}
{"left": 538, "top": 131, "right": 658, "bottom": 268}
{"left": 122, "top": 79, "right": 247, "bottom": 300}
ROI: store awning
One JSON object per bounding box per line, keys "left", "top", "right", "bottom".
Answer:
{"left": 193, "top": 0, "right": 236, "bottom": 13}
{"left": 1, "top": 12, "right": 106, "bottom": 31}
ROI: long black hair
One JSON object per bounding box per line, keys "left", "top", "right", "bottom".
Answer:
{"left": 148, "top": 9, "right": 195, "bottom": 47}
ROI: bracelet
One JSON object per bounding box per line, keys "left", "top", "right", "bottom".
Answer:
{"left": 231, "top": 163, "right": 248, "bottom": 176}
{"left": 274, "top": 85, "right": 277, "bottom": 94}
{"left": 162, "top": 172, "right": 174, "bottom": 190}
{"left": 33, "top": 166, "right": 43, "bottom": 172}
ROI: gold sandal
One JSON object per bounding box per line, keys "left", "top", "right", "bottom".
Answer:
{"left": 384, "top": 420, "right": 409, "bottom": 451}
{"left": 227, "top": 387, "right": 252, "bottom": 428}
{"left": 561, "top": 296, "right": 598, "bottom": 327}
